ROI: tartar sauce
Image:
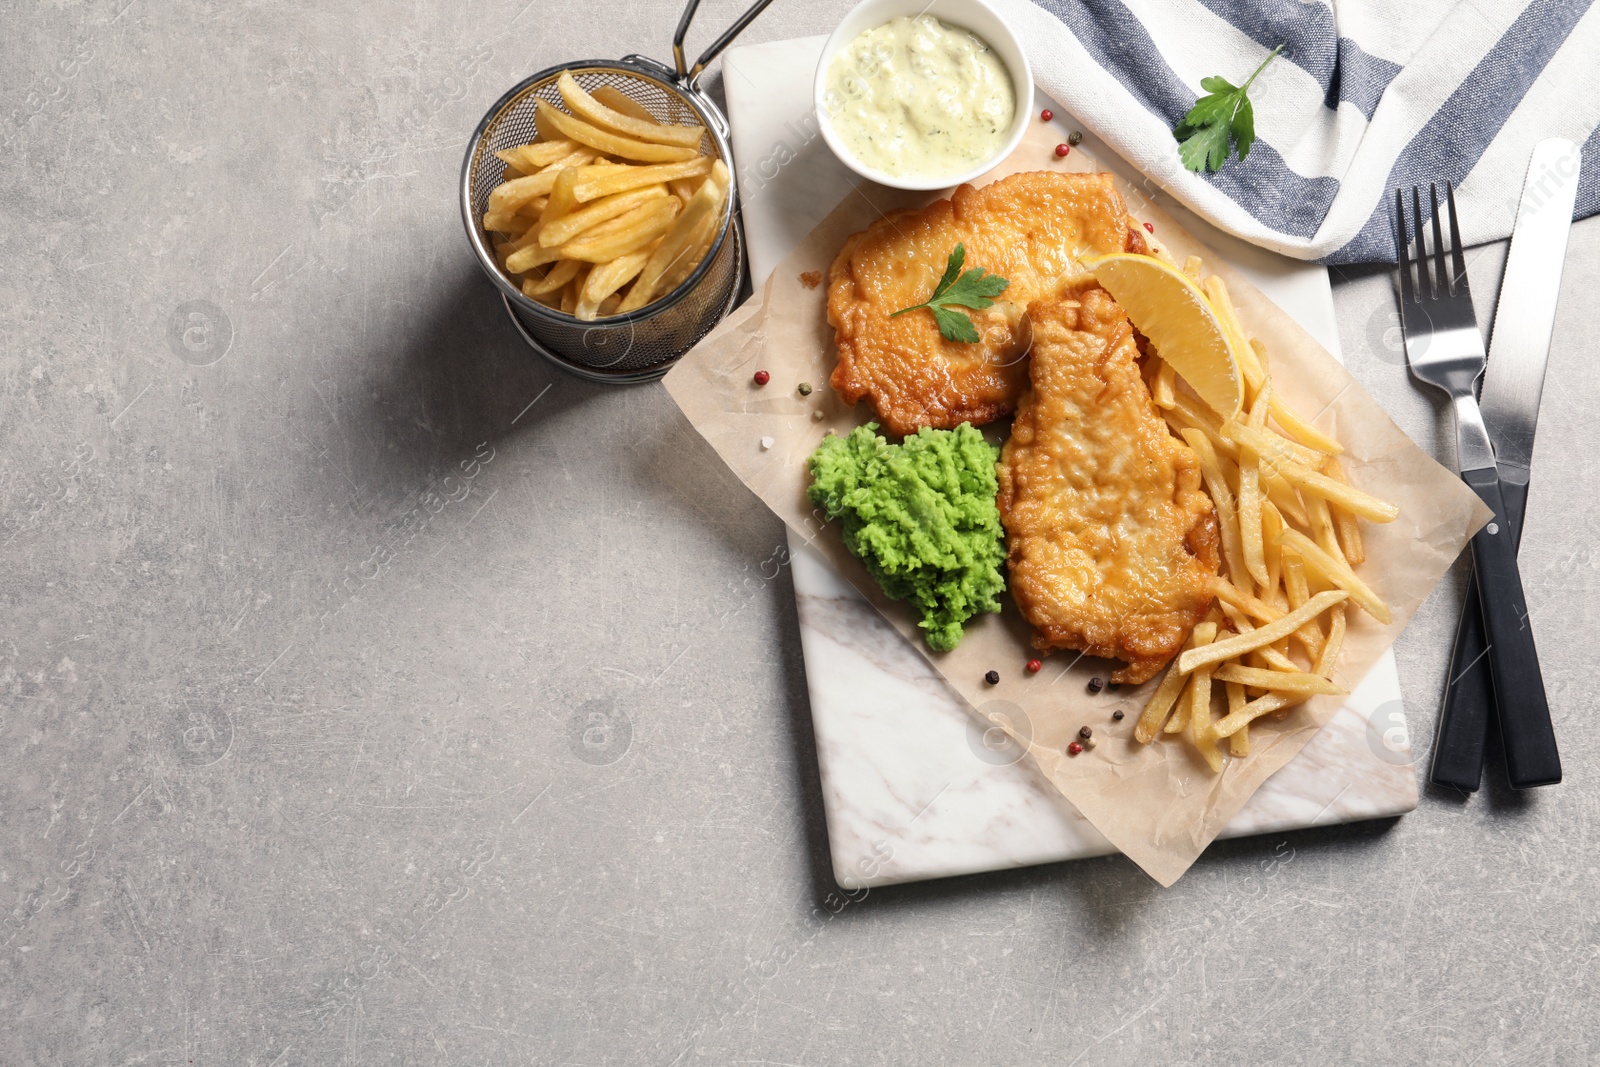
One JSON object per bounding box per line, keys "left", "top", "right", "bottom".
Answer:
{"left": 824, "top": 15, "right": 1015, "bottom": 180}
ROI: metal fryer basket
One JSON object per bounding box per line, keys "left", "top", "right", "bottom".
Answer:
{"left": 460, "top": 0, "right": 776, "bottom": 384}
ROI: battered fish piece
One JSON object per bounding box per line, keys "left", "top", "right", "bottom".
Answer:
{"left": 828, "top": 171, "right": 1150, "bottom": 437}
{"left": 998, "top": 291, "right": 1219, "bottom": 684}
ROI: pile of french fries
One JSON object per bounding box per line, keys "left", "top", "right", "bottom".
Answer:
{"left": 1134, "top": 261, "right": 1401, "bottom": 771}
{"left": 483, "top": 72, "right": 730, "bottom": 321}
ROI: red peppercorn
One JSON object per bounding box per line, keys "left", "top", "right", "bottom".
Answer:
{"left": 1143, "top": 222, "right": 1154, "bottom": 233}
{"left": 1054, "top": 143, "right": 1070, "bottom": 158}
{"left": 1026, "top": 659, "right": 1042, "bottom": 674}
{"left": 1040, "top": 109, "right": 1053, "bottom": 122}
{"left": 753, "top": 370, "right": 770, "bottom": 385}
{"left": 1067, "top": 741, "right": 1083, "bottom": 756}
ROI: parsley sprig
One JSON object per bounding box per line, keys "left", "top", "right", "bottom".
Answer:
{"left": 1174, "top": 44, "right": 1282, "bottom": 173}
{"left": 890, "top": 244, "right": 1010, "bottom": 343}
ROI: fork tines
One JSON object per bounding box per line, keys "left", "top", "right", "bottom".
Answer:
{"left": 1394, "top": 181, "right": 1471, "bottom": 305}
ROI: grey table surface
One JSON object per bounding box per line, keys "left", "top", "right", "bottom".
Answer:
{"left": 3, "top": 2, "right": 1598, "bottom": 1065}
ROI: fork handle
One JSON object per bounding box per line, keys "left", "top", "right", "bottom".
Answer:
{"left": 1431, "top": 570, "right": 1494, "bottom": 791}
{"left": 1462, "top": 468, "right": 1561, "bottom": 788}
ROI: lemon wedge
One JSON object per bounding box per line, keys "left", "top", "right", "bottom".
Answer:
{"left": 1086, "top": 253, "right": 1244, "bottom": 419}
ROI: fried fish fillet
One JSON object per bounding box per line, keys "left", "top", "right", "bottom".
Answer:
{"left": 998, "top": 291, "right": 1219, "bottom": 684}
{"left": 827, "top": 171, "right": 1150, "bottom": 437}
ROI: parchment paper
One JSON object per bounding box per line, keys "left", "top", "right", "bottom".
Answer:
{"left": 663, "top": 122, "right": 1490, "bottom": 886}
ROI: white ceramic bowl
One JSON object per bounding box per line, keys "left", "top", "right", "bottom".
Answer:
{"left": 813, "top": 0, "right": 1033, "bottom": 192}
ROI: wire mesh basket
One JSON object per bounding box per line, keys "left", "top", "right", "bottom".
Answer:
{"left": 460, "top": 0, "right": 776, "bottom": 384}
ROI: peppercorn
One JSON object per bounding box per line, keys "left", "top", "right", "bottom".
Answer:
{"left": 797, "top": 382, "right": 813, "bottom": 396}
{"left": 1067, "top": 741, "right": 1083, "bottom": 756}
{"left": 1026, "top": 659, "right": 1042, "bottom": 674}
{"left": 1143, "top": 222, "right": 1154, "bottom": 233}
{"left": 984, "top": 670, "right": 1000, "bottom": 685}
{"left": 1112, "top": 709, "right": 1125, "bottom": 721}
{"left": 1040, "top": 108, "right": 1053, "bottom": 122}
{"left": 1083, "top": 737, "right": 1097, "bottom": 750}
{"left": 753, "top": 370, "right": 770, "bottom": 385}
{"left": 1087, "top": 677, "right": 1104, "bottom": 694}
{"left": 1067, "top": 130, "right": 1083, "bottom": 147}
{"left": 1108, "top": 682, "right": 1121, "bottom": 692}
{"left": 1054, "top": 143, "right": 1070, "bottom": 158}
{"left": 1078, "top": 725, "right": 1093, "bottom": 740}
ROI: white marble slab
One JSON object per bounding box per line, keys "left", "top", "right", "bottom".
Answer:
{"left": 722, "top": 36, "right": 1417, "bottom": 888}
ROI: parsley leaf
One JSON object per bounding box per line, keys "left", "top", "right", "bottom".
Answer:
{"left": 890, "top": 244, "right": 1011, "bottom": 343}
{"left": 1174, "top": 45, "right": 1281, "bottom": 173}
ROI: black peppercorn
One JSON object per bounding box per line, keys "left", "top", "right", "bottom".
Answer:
{"left": 1088, "top": 677, "right": 1104, "bottom": 693}
{"left": 1112, "top": 709, "right": 1125, "bottom": 721}
{"left": 1078, "top": 725, "right": 1093, "bottom": 740}
{"left": 984, "top": 670, "right": 1000, "bottom": 685}
{"left": 1067, "top": 130, "right": 1083, "bottom": 147}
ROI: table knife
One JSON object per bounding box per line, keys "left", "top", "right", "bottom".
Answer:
{"left": 1430, "top": 138, "right": 1580, "bottom": 791}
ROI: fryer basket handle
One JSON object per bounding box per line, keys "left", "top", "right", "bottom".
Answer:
{"left": 672, "top": 0, "right": 781, "bottom": 85}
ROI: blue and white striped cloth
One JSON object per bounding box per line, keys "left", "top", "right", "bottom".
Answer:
{"left": 987, "top": 0, "right": 1600, "bottom": 263}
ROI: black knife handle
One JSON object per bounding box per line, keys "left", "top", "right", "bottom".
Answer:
{"left": 1463, "top": 467, "right": 1561, "bottom": 788}
{"left": 1431, "top": 570, "right": 1494, "bottom": 791}
{"left": 1433, "top": 477, "right": 1530, "bottom": 791}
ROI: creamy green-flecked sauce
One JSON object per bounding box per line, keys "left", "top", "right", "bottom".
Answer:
{"left": 824, "top": 15, "right": 1015, "bottom": 180}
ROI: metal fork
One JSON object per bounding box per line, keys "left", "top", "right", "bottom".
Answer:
{"left": 1394, "top": 183, "right": 1560, "bottom": 788}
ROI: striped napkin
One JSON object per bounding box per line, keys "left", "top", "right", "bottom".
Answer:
{"left": 987, "top": 0, "right": 1600, "bottom": 263}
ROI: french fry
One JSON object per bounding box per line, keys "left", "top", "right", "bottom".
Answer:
{"left": 1186, "top": 623, "right": 1222, "bottom": 771}
{"left": 1152, "top": 358, "right": 1177, "bottom": 409}
{"left": 521, "top": 258, "right": 582, "bottom": 297}
{"left": 487, "top": 148, "right": 597, "bottom": 212}
{"left": 1164, "top": 676, "right": 1193, "bottom": 735}
{"left": 1237, "top": 386, "right": 1269, "bottom": 587}
{"left": 1317, "top": 603, "right": 1347, "bottom": 678}
{"left": 1306, "top": 492, "right": 1343, "bottom": 561}
{"left": 575, "top": 250, "right": 650, "bottom": 320}
{"left": 1212, "top": 690, "right": 1303, "bottom": 738}
{"left": 1225, "top": 681, "right": 1250, "bottom": 756}
{"left": 496, "top": 139, "right": 581, "bottom": 171}
{"left": 1209, "top": 576, "right": 1284, "bottom": 624}
{"left": 482, "top": 209, "right": 533, "bottom": 234}
{"left": 1183, "top": 255, "right": 1204, "bottom": 280}
{"left": 1203, "top": 275, "right": 1266, "bottom": 396}
{"left": 1321, "top": 457, "right": 1367, "bottom": 566}
{"left": 1277, "top": 529, "right": 1390, "bottom": 624}
{"left": 1182, "top": 430, "right": 1246, "bottom": 585}
{"left": 1281, "top": 549, "right": 1324, "bottom": 660}
{"left": 618, "top": 175, "right": 724, "bottom": 311}
{"left": 558, "top": 197, "right": 680, "bottom": 262}
{"left": 540, "top": 167, "right": 584, "bottom": 229}
{"left": 557, "top": 72, "right": 706, "bottom": 148}
{"left": 1262, "top": 469, "right": 1310, "bottom": 528}
{"left": 591, "top": 86, "right": 655, "bottom": 122}
{"left": 1217, "top": 603, "right": 1302, "bottom": 673}
{"left": 1261, "top": 502, "right": 1286, "bottom": 609}
{"left": 504, "top": 232, "right": 567, "bottom": 274}
{"left": 1178, "top": 591, "right": 1348, "bottom": 674}
{"left": 535, "top": 99, "right": 699, "bottom": 163}
{"left": 569, "top": 156, "right": 712, "bottom": 203}
{"left": 538, "top": 185, "right": 670, "bottom": 248}
{"left": 1136, "top": 628, "right": 1209, "bottom": 743}
{"left": 1212, "top": 664, "right": 1345, "bottom": 696}
{"left": 708, "top": 158, "right": 731, "bottom": 193}
{"left": 1224, "top": 420, "right": 1399, "bottom": 523}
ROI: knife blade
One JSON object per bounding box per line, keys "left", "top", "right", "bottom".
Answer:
{"left": 1430, "top": 137, "right": 1580, "bottom": 791}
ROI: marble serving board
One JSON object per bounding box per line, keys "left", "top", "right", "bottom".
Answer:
{"left": 721, "top": 36, "right": 1417, "bottom": 888}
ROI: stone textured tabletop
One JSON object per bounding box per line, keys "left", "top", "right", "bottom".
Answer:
{"left": 2, "top": 3, "right": 1597, "bottom": 1064}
